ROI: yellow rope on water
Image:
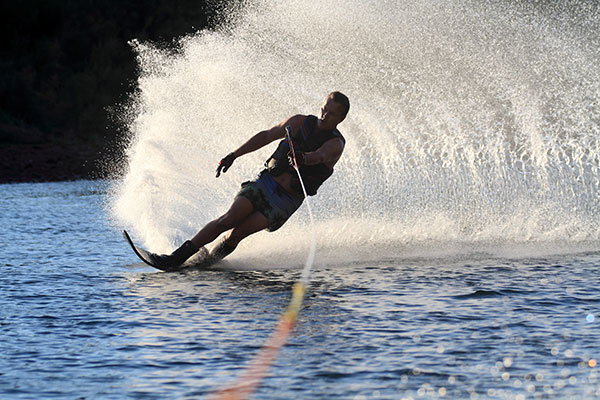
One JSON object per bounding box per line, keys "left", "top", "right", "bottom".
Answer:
{"left": 212, "top": 282, "right": 306, "bottom": 400}
{"left": 212, "top": 126, "right": 316, "bottom": 399}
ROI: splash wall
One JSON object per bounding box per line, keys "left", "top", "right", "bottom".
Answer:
{"left": 109, "top": 0, "right": 600, "bottom": 261}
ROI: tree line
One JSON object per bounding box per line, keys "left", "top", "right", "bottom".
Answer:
{"left": 1, "top": 0, "right": 229, "bottom": 147}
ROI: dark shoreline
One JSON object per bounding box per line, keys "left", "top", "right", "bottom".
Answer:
{"left": 0, "top": 142, "right": 116, "bottom": 184}
{"left": 1, "top": 0, "right": 224, "bottom": 183}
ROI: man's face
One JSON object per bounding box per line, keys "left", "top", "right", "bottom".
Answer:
{"left": 317, "top": 97, "right": 346, "bottom": 130}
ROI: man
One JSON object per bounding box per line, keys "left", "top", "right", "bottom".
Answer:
{"left": 145, "top": 91, "right": 349, "bottom": 270}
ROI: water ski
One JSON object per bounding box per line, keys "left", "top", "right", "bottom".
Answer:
{"left": 122, "top": 230, "right": 211, "bottom": 271}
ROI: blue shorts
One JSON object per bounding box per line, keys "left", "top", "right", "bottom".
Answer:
{"left": 237, "top": 171, "right": 304, "bottom": 231}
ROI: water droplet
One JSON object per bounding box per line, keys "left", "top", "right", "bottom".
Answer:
{"left": 564, "top": 349, "right": 574, "bottom": 358}
{"left": 513, "top": 379, "right": 523, "bottom": 388}
{"left": 526, "top": 384, "right": 536, "bottom": 393}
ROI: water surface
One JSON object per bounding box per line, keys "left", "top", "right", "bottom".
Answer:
{"left": 1, "top": 181, "right": 599, "bottom": 399}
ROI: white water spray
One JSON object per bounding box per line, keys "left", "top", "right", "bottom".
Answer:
{"left": 109, "top": 0, "right": 600, "bottom": 261}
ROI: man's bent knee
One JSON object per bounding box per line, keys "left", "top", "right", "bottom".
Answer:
{"left": 226, "top": 214, "right": 269, "bottom": 246}
{"left": 213, "top": 197, "right": 254, "bottom": 231}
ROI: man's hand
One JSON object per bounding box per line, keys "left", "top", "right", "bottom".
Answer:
{"left": 288, "top": 150, "right": 306, "bottom": 168}
{"left": 216, "top": 152, "right": 236, "bottom": 177}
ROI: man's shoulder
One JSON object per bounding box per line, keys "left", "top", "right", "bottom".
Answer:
{"left": 287, "top": 114, "right": 309, "bottom": 119}
{"left": 283, "top": 114, "right": 309, "bottom": 130}
{"left": 289, "top": 114, "right": 309, "bottom": 123}
{"left": 323, "top": 127, "right": 345, "bottom": 144}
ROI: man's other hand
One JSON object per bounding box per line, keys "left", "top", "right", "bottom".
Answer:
{"left": 288, "top": 150, "right": 306, "bottom": 168}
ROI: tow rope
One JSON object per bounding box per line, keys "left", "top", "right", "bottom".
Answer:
{"left": 212, "top": 126, "right": 318, "bottom": 399}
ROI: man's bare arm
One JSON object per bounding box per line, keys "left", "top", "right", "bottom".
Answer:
{"left": 303, "top": 138, "right": 345, "bottom": 167}
{"left": 216, "top": 115, "right": 305, "bottom": 177}
{"left": 232, "top": 115, "right": 304, "bottom": 158}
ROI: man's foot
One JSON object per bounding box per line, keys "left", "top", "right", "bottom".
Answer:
{"left": 184, "top": 246, "right": 210, "bottom": 267}
{"left": 147, "top": 240, "right": 201, "bottom": 271}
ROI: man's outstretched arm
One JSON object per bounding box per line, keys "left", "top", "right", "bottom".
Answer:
{"left": 216, "top": 114, "right": 304, "bottom": 177}
{"left": 233, "top": 114, "right": 304, "bottom": 158}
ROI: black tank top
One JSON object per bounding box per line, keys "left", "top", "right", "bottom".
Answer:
{"left": 264, "top": 115, "right": 345, "bottom": 196}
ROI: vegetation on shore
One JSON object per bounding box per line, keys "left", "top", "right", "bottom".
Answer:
{"left": 1, "top": 0, "right": 228, "bottom": 182}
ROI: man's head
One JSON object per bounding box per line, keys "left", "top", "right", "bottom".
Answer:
{"left": 317, "top": 91, "right": 350, "bottom": 130}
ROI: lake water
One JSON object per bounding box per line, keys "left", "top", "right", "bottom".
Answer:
{"left": 1, "top": 180, "right": 599, "bottom": 399}
{"left": 4, "top": 0, "right": 599, "bottom": 398}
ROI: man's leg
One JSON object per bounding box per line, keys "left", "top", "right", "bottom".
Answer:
{"left": 140, "top": 197, "right": 256, "bottom": 271}
{"left": 208, "top": 211, "right": 269, "bottom": 262}
{"left": 226, "top": 211, "right": 269, "bottom": 247}
{"left": 190, "top": 196, "right": 254, "bottom": 249}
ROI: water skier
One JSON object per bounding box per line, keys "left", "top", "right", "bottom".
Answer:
{"left": 133, "top": 91, "right": 349, "bottom": 271}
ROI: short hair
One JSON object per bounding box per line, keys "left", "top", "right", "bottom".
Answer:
{"left": 328, "top": 91, "right": 350, "bottom": 117}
